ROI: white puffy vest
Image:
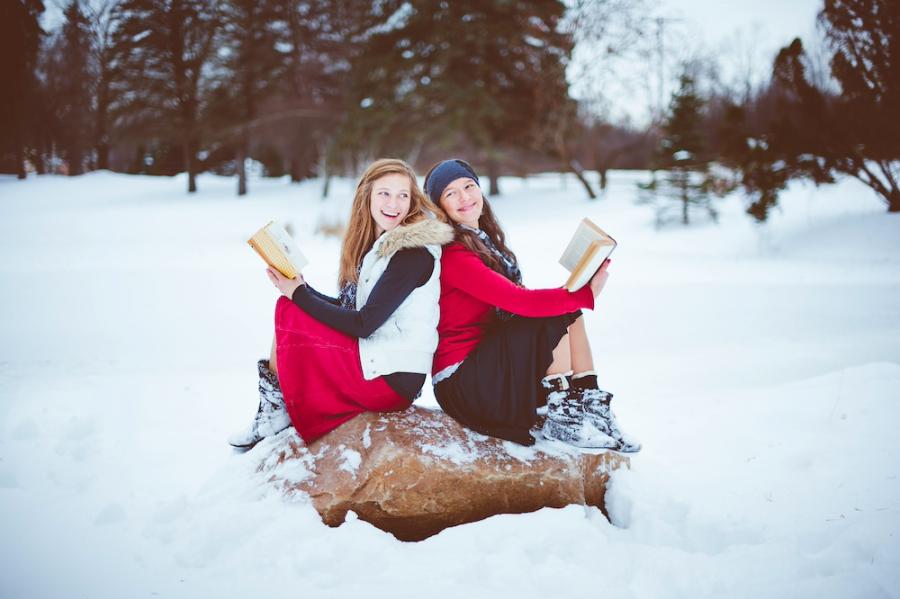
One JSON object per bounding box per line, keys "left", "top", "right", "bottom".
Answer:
{"left": 356, "top": 235, "right": 442, "bottom": 380}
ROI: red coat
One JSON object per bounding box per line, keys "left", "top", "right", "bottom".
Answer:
{"left": 433, "top": 242, "right": 595, "bottom": 374}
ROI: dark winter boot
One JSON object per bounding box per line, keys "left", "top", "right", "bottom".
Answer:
{"left": 228, "top": 359, "right": 292, "bottom": 449}
{"left": 540, "top": 374, "right": 617, "bottom": 449}
{"left": 570, "top": 373, "right": 642, "bottom": 453}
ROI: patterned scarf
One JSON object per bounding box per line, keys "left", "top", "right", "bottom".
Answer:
{"left": 337, "top": 261, "right": 363, "bottom": 309}
{"left": 459, "top": 224, "right": 522, "bottom": 321}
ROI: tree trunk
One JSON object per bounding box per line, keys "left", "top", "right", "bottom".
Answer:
{"left": 133, "top": 145, "right": 145, "bottom": 174}
{"left": 487, "top": 156, "right": 500, "bottom": 196}
{"left": 679, "top": 171, "right": 690, "bottom": 225}
{"left": 69, "top": 148, "right": 83, "bottom": 176}
{"left": 95, "top": 77, "right": 109, "bottom": 170}
{"left": 95, "top": 118, "right": 108, "bottom": 170}
{"left": 320, "top": 145, "right": 330, "bottom": 199}
{"left": 97, "top": 144, "right": 109, "bottom": 171}
{"left": 237, "top": 143, "right": 247, "bottom": 196}
{"left": 407, "top": 139, "right": 424, "bottom": 166}
{"left": 554, "top": 133, "right": 595, "bottom": 199}
{"left": 35, "top": 138, "right": 46, "bottom": 175}
{"left": 183, "top": 138, "right": 197, "bottom": 193}
{"left": 237, "top": 113, "right": 249, "bottom": 195}
{"left": 888, "top": 190, "right": 900, "bottom": 213}
{"left": 16, "top": 143, "right": 25, "bottom": 179}
{"left": 568, "top": 160, "right": 597, "bottom": 199}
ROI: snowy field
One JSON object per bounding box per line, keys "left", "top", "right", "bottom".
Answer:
{"left": 1, "top": 169, "right": 899, "bottom": 598}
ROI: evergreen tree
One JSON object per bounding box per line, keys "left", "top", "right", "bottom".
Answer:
{"left": 213, "top": 0, "right": 284, "bottom": 195}
{"left": 0, "top": 0, "right": 45, "bottom": 178}
{"left": 28, "top": 48, "right": 54, "bottom": 174}
{"left": 51, "top": 0, "right": 94, "bottom": 175}
{"left": 759, "top": 1, "right": 899, "bottom": 213}
{"left": 715, "top": 100, "right": 790, "bottom": 222}
{"left": 111, "top": 0, "right": 219, "bottom": 192}
{"left": 820, "top": 0, "right": 899, "bottom": 211}
{"left": 339, "top": 0, "right": 571, "bottom": 195}
{"left": 662, "top": 75, "right": 706, "bottom": 166}
{"left": 88, "top": 1, "right": 123, "bottom": 171}
{"left": 644, "top": 73, "right": 718, "bottom": 226}
{"left": 277, "top": 1, "right": 387, "bottom": 190}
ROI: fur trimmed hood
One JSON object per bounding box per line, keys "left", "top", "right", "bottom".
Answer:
{"left": 377, "top": 218, "right": 454, "bottom": 257}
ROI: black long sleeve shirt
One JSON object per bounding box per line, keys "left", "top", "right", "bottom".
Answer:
{"left": 290, "top": 247, "right": 434, "bottom": 401}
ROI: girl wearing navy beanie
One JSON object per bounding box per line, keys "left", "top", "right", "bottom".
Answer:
{"left": 424, "top": 159, "right": 640, "bottom": 451}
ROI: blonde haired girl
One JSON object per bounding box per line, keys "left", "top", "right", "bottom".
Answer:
{"left": 230, "top": 159, "right": 452, "bottom": 448}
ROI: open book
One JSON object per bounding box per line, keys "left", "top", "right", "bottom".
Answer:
{"left": 248, "top": 221, "right": 308, "bottom": 280}
{"left": 559, "top": 218, "right": 617, "bottom": 291}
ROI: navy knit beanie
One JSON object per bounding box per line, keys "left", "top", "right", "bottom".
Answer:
{"left": 425, "top": 159, "right": 480, "bottom": 204}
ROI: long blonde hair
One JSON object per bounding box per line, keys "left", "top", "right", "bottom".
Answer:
{"left": 338, "top": 158, "right": 432, "bottom": 288}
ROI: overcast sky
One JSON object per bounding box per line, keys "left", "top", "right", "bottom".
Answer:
{"left": 662, "top": 0, "right": 821, "bottom": 46}
{"left": 570, "top": 0, "right": 825, "bottom": 125}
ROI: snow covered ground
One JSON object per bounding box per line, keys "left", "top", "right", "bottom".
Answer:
{"left": 1, "top": 169, "right": 898, "bottom": 598}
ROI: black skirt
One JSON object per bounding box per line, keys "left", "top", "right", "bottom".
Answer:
{"left": 433, "top": 311, "right": 581, "bottom": 445}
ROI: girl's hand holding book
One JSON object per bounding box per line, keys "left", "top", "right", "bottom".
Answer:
{"left": 588, "top": 259, "right": 611, "bottom": 298}
{"left": 267, "top": 267, "right": 305, "bottom": 298}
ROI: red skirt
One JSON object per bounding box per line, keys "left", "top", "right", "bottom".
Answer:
{"left": 274, "top": 296, "right": 409, "bottom": 443}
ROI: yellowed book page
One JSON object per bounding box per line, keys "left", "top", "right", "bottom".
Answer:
{"left": 558, "top": 217, "right": 616, "bottom": 272}
{"left": 565, "top": 241, "right": 601, "bottom": 291}
{"left": 247, "top": 221, "right": 308, "bottom": 279}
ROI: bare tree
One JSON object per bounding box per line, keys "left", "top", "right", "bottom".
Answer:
{"left": 559, "top": 0, "right": 657, "bottom": 197}
{"left": 86, "top": 0, "right": 121, "bottom": 171}
{"left": 566, "top": 0, "right": 655, "bottom": 123}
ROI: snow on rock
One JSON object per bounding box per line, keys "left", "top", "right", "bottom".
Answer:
{"left": 338, "top": 446, "right": 362, "bottom": 476}
{"left": 258, "top": 406, "right": 629, "bottom": 541}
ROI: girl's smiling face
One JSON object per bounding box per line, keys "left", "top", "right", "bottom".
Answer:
{"left": 439, "top": 177, "right": 483, "bottom": 228}
{"left": 369, "top": 173, "right": 412, "bottom": 235}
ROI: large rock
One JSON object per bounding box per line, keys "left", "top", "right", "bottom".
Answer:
{"left": 258, "top": 405, "right": 629, "bottom": 542}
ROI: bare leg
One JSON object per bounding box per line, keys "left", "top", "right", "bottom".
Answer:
{"left": 567, "top": 316, "right": 595, "bottom": 374}
{"left": 546, "top": 334, "right": 572, "bottom": 376}
{"left": 269, "top": 336, "right": 279, "bottom": 379}
{"left": 546, "top": 316, "right": 594, "bottom": 377}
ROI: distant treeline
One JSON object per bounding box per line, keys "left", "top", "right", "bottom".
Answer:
{"left": 1, "top": 1, "right": 897, "bottom": 218}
